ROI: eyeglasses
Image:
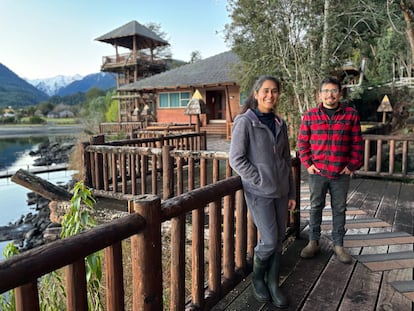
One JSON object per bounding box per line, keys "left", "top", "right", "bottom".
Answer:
{"left": 320, "top": 89, "right": 340, "bottom": 94}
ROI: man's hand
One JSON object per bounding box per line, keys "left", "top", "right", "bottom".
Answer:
{"left": 340, "top": 167, "right": 352, "bottom": 175}
{"left": 307, "top": 164, "right": 320, "bottom": 174}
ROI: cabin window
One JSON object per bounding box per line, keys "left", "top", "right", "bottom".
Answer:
{"left": 159, "top": 92, "right": 191, "bottom": 108}
{"left": 240, "top": 91, "right": 247, "bottom": 105}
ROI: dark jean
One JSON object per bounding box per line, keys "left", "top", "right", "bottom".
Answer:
{"left": 244, "top": 191, "right": 288, "bottom": 260}
{"left": 308, "top": 173, "right": 350, "bottom": 246}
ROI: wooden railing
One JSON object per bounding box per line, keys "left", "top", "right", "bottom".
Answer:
{"left": 0, "top": 132, "right": 303, "bottom": 310}
{"left": 99, "top": 122, "right": 146, "bottom": 135}
{"left": 101, "top": 52, "right": 165, "bottom": 67}
{"left": 99, "top": 122, "right": 198, "bottom": 137}
{"left": 0, "top": 165, "right": 301, "bottom": 310}
{"left": 81, "top": 133, "right": 216, "bottom": 199}
{"left": 355, "top": 134, "right": 414, "bottom": 180}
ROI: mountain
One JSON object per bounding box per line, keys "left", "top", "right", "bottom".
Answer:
{"left": 0, "top": 63, "right": 49, "bottom": 108}
{"left": 27, "top": 74, "right": 83, "bottom": 96}
{"left": 57, "top": 72, "right": 116, "bottom": 96}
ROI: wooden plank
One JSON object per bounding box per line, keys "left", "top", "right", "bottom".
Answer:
{"left": 210, "top": 276, "right": 252, "bottom": 310}
{"left": 346, "top": 177, "right": 371, "bottom": 209}
{"left": 343, "top": 232, "right": 414, "bottom": 248}
{"left": 321, "top": 218, "right": 391, "bottom": 230}
{"left": 390, "top": 280, "right": 414, "bottom": 302}
{"left": 377, "top": 243, "right": 413, "bottom": 310}
{"left": 339, "top": 263, "right": 382, "bottom": 309}
{"left": 300, "top": 208, "right": 366, "bottom": 217}
{"left": 390, "top": 280, "right": 414, "bottom": 292}
{"left": 339, "top": 226, "right": 383, "bottom": 310}
{"left": 300, "top": 247, "right": 355, "bottom": 310}
{"left": 375, "top": 181, "right": 400, "bottom": 224}
{"left": 352, "top": 179, "right": 386, "bottom": 218}
{"left": 394, "top": 183, "right": 414, "bottom": 235}
{"left": 282, "top": 236, "right": 334, "bottom": 311}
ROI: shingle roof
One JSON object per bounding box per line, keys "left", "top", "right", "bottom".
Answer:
{"left": 119, "top": 51, "right": 240, "bottom": 92}
{"left": 95, "top": 20, "right": 168, "bottom": 50}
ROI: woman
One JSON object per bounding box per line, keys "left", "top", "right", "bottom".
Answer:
{"left": 229, "top": 75, "right": 296, "bottom": 308}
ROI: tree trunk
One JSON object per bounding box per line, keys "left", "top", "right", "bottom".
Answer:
{"left": 321, "top": 0, "right": 331, "bottom": 72}
{"left": 400, "top": 0, "right": 414, "bottom": 72}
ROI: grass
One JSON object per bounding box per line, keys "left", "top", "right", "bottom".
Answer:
{"left": 16, "top": 117, "right": 80, "bottom": 125}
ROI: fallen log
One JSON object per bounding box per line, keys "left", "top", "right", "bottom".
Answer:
{"left": 11, "top": 169, "right": 72, "bottom": 201}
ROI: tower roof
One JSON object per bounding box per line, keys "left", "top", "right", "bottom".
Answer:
{"left": 95, "top": 20, "right": 169, "bottom": 50}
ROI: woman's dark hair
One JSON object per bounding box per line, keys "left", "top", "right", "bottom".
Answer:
{"left": 319, "top": 76, "right": 341, "bottom": 91}
{"left": 240, "top": 75, "right": 281, "bottom": 114}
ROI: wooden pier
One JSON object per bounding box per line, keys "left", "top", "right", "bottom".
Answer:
{"left": 0, "top": 163, "right": 68, "bottom": 179}
{"left": 213, "top": 177, "right": 414, "bottom": 310}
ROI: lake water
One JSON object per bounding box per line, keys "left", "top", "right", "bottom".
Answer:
{"left": 0, "top": 136, "right": 77, "bottom": 259}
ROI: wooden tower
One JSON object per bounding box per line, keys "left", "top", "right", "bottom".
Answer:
{"left": 96, "top": 21, "right": 170, "bottom": 122}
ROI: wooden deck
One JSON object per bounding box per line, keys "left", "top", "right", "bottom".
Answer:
{"left": 212, "top": 177, "right": 414, "bottom": 310}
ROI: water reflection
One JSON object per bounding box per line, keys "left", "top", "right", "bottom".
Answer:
{"left": 0, "top": 135, "right": 76, "bottom": 175}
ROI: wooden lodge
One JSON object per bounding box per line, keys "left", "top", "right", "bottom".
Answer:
{"left": 116, "top": 51, "right": 242, "bottom": 137}
{"left": 95, "top": 21, "right": 241, "bottom": 137}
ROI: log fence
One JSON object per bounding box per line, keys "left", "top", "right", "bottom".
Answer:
{"left": 0, "top": 169, "right": 300, "bottom": 310}
{"left": 356, "top": 134, "right": 414, "bottom": 180}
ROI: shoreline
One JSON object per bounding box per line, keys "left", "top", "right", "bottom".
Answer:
{"left": 0, "top": 124, "right": 85, "bottom": 138}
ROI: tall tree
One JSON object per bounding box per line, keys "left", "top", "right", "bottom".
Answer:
{"left": 397, "top": 0, "right": 414, "bottom": 72}
{"left": 225, "top": 0, "right": 387, "bottom": 116}
{"left": 145, "top": 22, "right": 172, "bottom": 60}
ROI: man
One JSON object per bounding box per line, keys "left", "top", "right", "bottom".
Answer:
{"left": 297, "top": 76, "right": 363, "bottom": 264}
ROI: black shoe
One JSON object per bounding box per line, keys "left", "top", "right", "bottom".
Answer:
{"left": 267, "top": 252, "right": 288, "bottom": 308}
{"left": 252, "top": 254, "right": 270, "bottom": 302}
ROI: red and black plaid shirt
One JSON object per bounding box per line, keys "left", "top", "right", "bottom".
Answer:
{"left": 298, "top": 103, "right": 363, "bottom": 179}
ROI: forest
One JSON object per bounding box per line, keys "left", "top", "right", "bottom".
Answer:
{"left": 224, "top": 0, "right": 414, "bottom": 131}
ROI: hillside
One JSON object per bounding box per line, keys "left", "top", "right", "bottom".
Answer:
{"left": 0, "top": 63, "right": 48, "bottom": 108}
{"left": 57, "top": 72, "right": 116, "bottom": 96}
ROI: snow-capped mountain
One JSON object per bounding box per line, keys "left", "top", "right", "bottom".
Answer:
{"left": 57, "top": 72, "right": 116, "bottom": 96}
{"left": 26, "top": 74, "right": 83, "bottom": 96}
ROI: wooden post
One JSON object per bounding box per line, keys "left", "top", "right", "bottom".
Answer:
{"left": 292, "top": 155, "right": 301, "bottom": 238}
{"left": 129, "top": 195, "right": 163, "bottom": 311}
{"left": 80, "top": 141, "right": 92, "bottom": 187}
{"left": 15, "top": 282, "right": 40, "bottom": 311}
{"left": 65, "top": 260, "right": 88, "bottom": 311}
{"left": 235, "top": 189, "right": 247, "bottom": 271}
{"left": 247, "top": 210, "right": 257, "bottom": 261}
{"left": 90, "top": 135, "right": 105, "bottom": 189}
{"left": 162, "top": 145, "right": 174, "bottom": 200}
{"left": 105, "top": 242, "right": 125, "bottom": 311}
{"left": 170, "top": 214, "right": 186, "bottom": 310}
{"left": 223, "top": 193, "right": 235, "bottom": 280}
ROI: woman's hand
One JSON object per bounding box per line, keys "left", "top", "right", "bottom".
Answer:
{"left": 288, "top": 199, "right": 296, "bottom": 211}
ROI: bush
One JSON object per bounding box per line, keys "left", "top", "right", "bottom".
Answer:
{"left": 28, "top": 116, "right": 46, "bottom": 124}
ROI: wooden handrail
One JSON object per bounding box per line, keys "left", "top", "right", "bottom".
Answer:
{"left": 356, "top": 134, "right": 414, "bottom": 180}
{"left": 0, "top": 213, "right": 145, "bottom": 294}
{"left": 1, "top": 168, "right": 301, "bottom": 311}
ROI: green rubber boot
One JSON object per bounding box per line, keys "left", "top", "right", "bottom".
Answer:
{"left": 267, "top": 252, "right": 288, "bottom": 308}
{"left": 252, "top": 254, "right": 270, "bottom": 302}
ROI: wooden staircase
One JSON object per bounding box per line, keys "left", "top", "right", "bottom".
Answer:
{"left": 200, "top": 122, "right": 226, "bottom": 136}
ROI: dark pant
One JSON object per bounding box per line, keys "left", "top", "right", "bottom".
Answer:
{"left": 244, "top": 191, "right": 288, "bottom": 260}
{"left": 308, "top": 173, "right": 350, "bottom": 246}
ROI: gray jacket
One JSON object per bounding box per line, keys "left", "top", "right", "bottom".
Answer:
{"left": 229, "top": 109, "right": 295, "bottom": 199}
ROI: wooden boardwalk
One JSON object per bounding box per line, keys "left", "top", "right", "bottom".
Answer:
{"left": 212, "top": 177, "right": 414, "bottom": 311}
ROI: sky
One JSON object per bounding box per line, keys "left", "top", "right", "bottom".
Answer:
{"left": 0, "top": 0, "right": 231, "bottom": 80}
